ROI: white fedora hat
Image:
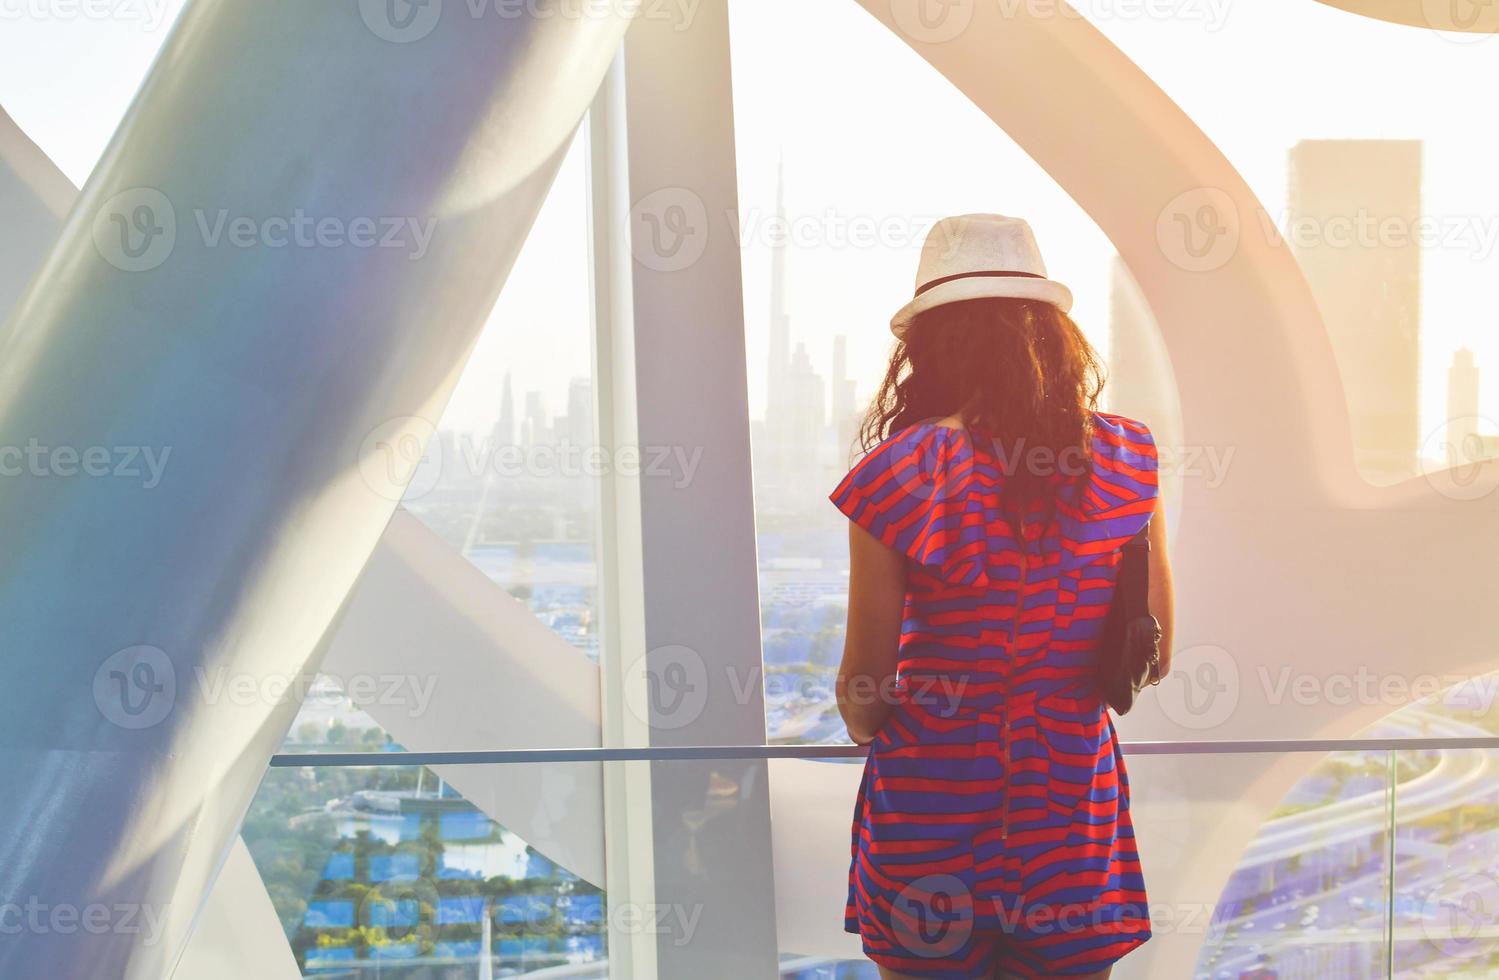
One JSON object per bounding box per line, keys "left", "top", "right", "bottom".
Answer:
{"left": 891, "top": 214, "right": 1073, "bottom": 338}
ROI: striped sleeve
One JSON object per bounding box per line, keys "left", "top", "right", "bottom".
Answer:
{"left": 829, "top": 425, "right": 990, "bottom": 586}
{"left": 1067, "top": 412, "right": 1159, "bottom": 554}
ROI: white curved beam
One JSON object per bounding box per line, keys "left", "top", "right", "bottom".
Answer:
{"left": 1313, "top": 0, "right": 1499, "bottom": 32}
{"left": 0, "top": 5, "right": 631, "bottom": 977}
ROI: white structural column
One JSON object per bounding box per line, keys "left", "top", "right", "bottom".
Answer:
{"left": 0, "top": 4, "right": 630, "bottom": 978}
{"left": 604, "top": 1, "right": 782, "bottom": 975}
{"left": 0, "top": 110, "right": 301, "bottom": 980}
{"left": 589, "top": 54, "right": 661, "bottom": 980}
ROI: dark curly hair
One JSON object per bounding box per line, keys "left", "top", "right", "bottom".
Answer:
{"left": 859, "top": 297, "right": 1107, "bottom": 525}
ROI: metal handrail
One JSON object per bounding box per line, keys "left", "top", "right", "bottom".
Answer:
{"left": 268, "top": 735, "right": 1499, "bottom": 768}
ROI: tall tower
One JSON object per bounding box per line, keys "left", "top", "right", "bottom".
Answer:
{"left": 1447, "top": 348, "right": 1479, "bottom": 467}
{"left": 493, "top": 371, "right": 516, "bottom": 446}
{"left": 566, "top": 376, "right": 593, "bottom": 448}
{"left": 1287, "top": 140, "right": 1422, "bottom": 480}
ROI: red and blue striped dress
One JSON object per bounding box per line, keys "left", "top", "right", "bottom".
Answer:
{"left": 831, "top": 412, "right": 1157, "bottom": 979}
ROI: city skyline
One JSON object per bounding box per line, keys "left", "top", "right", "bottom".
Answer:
{"left": 446, "top": 135, "right": 1476, "bottom": 491}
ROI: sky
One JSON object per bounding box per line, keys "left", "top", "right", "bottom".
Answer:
{"left": 3, "top": 0, "right": 1498, "bottom": 444}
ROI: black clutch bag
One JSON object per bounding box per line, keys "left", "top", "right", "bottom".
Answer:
{"left": 1097, "top": 521, "right": 1162, "bottom": 715}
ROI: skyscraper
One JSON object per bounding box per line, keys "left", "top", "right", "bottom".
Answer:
{"left": 565, "top": 377, "right": 593, "bottom": 449}
{"left": 785, "top": 341, "right": 827, "bottom": 481}
{"left": 831, "top": 334, "right": 860, "bottom": 460}
{"left": 493, "top": 371, "right": 516, "bottom": 447}
{"left": 523, "top": 390, "right": 548, "bottom": 447}
{"left": 1287, "top": 140, "right": 1422, "bottom": 480}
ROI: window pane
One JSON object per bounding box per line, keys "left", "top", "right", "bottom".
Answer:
{"left": 727, "top": 0, "right": 1178, "bottom": 744}
{"left": 1390, "top": 677, "right": 1499, "bottom": 976}
{"left": 1197, "top": 677, "right": 1499, "bottom": 977}
{"left": 278, "top": 127, "right": 599, "bottom": 754}
{"left": 398, "top": 126, "right": 600, "bottom": 661}
{"left": 1190, "top": 749, "right": 1393, "bottom": 978}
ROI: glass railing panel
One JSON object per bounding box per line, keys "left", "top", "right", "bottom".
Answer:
{"left": 1391, "top": 746, "right": 1499, "bottom": 977}
{"left": 1124, "top": 749, "right": 1394, "bottom": 979}
{"left": 244, "top": 763, "right": 607, "bottom": 977}
{"left": 243, "top": 745, "right": 1424, "bottom": 978}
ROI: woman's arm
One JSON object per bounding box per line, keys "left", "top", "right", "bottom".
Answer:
{"left": 836, "top": 521, "right": 907, "bottom": 745}
{"left": 1147, "top": 494, "right": 1176, "bottom": 678}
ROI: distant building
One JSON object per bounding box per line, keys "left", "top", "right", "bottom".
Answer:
{"left": 564, "top": 376, "right": 593, "bottom": 449}
{"left": 522, "top": 390, "right": 548, "bottom": 447}
{"left": 1287, "top": 140, "right": 1422, "bottom": 481}
{"left": 831, "top": 334, "right": 856, "bottom": 423}
{"left": 757, "top": 156, "right": 851, "bottom": 502}
{"left": 784, "top": 341, "right": 827, "bottom": 481}
{"left": 831, "top": 334, "right": 861, "bottom": 462}
{"left": 493, "top": 371, "right": 515, "bottom": 447}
